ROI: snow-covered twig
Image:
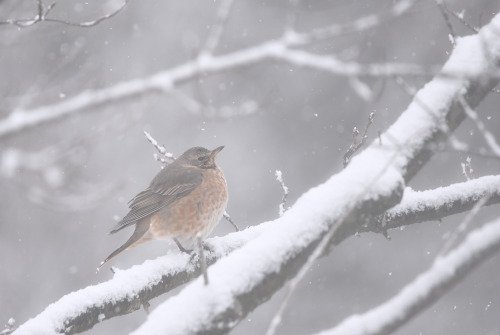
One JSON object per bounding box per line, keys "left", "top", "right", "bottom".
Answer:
{"left": 314, "top": 216, "right": 500, "bottom": 335}
{"left": 275, "top": 170, "right": 289, "bottom": 217}
{"left": 343, "top": 112, "right": 375, "bottom": 168}
{"left": 0, "top": 0, "right": 128, "bottom": 28}
{"left": 143, "top": 131, "right": 175, "bottom": 165}
{"left": 461, "top": 156, "right": 474, "bottom": 180}
{"left": 1, "top": 318, "right": 15, "bottom": 335}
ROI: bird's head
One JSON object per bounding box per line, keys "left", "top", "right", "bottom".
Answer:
{"left": 179, "top": 146, "right": 224, "bottom": 169}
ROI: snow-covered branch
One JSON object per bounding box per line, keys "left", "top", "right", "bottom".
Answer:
{"left": 13, "top": 226, "right": 266, "bottom": 334}
{"left": 315, "top": 215, "right": 500, "bottom": 335}
{"left": 12, "top": 13, "right": 500, "bottom": 335}
{"left": 372, "top": 175, "right": 500, "bottom": 234}
{"left": 13, "top": 178, "right": 500, "bottom": 334}
{"left": 0, "top": 2, "right": 458, "bottom": 140}
{"left": 127, "top": 14, "right": 500, "bottom": 335}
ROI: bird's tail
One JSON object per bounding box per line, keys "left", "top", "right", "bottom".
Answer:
{"left": 99, "top": 220, "right": 150, "bottom": 269}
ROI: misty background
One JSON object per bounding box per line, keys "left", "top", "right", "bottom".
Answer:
{"left": 1, "top": 0, "right": 499, "bottom": 334}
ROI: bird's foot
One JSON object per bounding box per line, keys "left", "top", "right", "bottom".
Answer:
{"left": 174, "top": 238, "right": 193, "bottom": 254}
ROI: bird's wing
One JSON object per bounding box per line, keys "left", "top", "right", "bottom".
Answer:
{"left": 110, "top": 166, "right": 202, "bottom": 234}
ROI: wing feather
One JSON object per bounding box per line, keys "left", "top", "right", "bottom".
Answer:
{"left": 110, "top": 165, "right": 202, "bottom": 234}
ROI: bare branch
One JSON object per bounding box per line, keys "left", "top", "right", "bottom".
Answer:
{"left": 442, "top": 4, "right": 479, "bottom": 33}
{"left": 458, "top": 95, "right": 500, "bottom": 157}
{"left": 0, "top": 0, "right": 129, "bottom": 28}
{"left": 343, "top": 112, "right": 375, "bottom": 168}
{"left": 436, "top": 0, "right": 457, "bottom": 46}
{"left": 223, "top": 211, "right": 240, "bottom": 232}
{"left": 439, "top": 193, "right": 491, "bottom": 256}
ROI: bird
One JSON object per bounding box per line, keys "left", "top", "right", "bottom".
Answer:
{"left": 99, "top": 146, "right": 228, "bottom": 268}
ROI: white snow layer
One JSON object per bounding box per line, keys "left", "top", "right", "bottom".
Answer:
{"left": 13, "top": 224, "right": 266, "bottom": 335}
{"left": 315, "top": 216, "right": 500, "bottom": 335}
{"left": 388, "top": 175, "right": 500, "bottom": 218}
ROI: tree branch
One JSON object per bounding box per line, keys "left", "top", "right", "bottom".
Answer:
{"left": 13, "top": 178, "right": 500, "bottom": 333}
{"left": 12, "top": 11, "right": 500, "bottom": 335}
{"left": 128, "top": 14, "right": 500, "bottom": 335}
{"left": 314, "top": 216, "right": 500, "bottom": 335}
{"left": 2, "top": 12, "right": 469, "bottom": 140}
{"left": 0, "top": 0, "right": 128, "bottom": 28}
{"left": 371, "top": 175, "right": 500, "bottom": 234}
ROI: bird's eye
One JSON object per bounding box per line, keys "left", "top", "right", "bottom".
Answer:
{"left": 198, "top": 156, "right": 208, "bottom": 162}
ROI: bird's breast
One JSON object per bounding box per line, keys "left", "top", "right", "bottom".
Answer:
{"left": 150, "top": 166, "right": 228, "bottom": 247}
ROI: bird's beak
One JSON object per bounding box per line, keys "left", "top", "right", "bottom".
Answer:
{"left": 211, "top": 146, "right": 224, "bottom": 157}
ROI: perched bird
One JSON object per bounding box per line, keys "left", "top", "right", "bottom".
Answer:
{"left": 100, "top": 146, "right": 227, "bottom": 268}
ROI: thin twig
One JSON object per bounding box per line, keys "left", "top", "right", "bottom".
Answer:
{"left": 275, "top": 170, "right": 289, "bottom": 217}
{"left": 461, "top": 156, "right": 474, "bottom": 181}
{"left": 266, "top": 144, "right": 405, "bottom": 335}
{"left": 436, "top": 0, "right": 457, "bottom": 46}
{"left": 343, "top": 112, "right": 375, "bottom": 168}
{"left": 0, "top": 0, "right": 129, "bottom": 28}
{"left": 438, "top": 192, "right": 492, "bottom": 256}
{"left": 223, "top": 211, "right": 240, "bottom": 232}
{"left": 442, "top": 4, "right": 478, "bottom": 33}
{"left": 143, "top": 131, "right": 175, "bottom": 165}
{"left": 197, "top": 234, "right": 209, "bottom": 285}
{"left": 458, "top": 95, "right": 500, "bottom": 157}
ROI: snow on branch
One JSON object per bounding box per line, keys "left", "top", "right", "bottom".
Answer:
{"left": 372, "top": 175, "right": 500, "bottom": 234}
{"left": 13, "top": 225, "right": 267, "bottom": 334}
{"left": 286, "top": 0, "right": 416, "bottom": 46}
{"left": 127, "top": 14, "right": 500, "bottom": 335}
{"left": 0, "top": 0, "right": 128, "bottom": 28}
{"left": 12, "top": 13, "right": 500, "bottom": 335}
{"left": 315, "top": 216, "right": 500, "bottom": 335}
{"left": 0, "top": 5, "right": 446, "bottom": 140}
{"left": 12, "top": 178, "right": 500, "bottom": 334}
